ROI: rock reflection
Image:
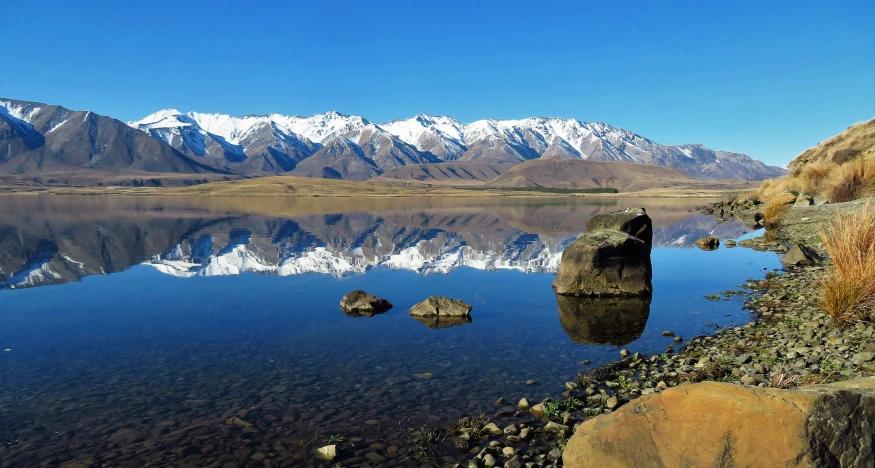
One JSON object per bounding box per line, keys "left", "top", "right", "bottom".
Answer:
{"left": 555, "top": 294, "right": 651, "bottom": 346}
{"left": 411, "top": 315, "right": 473, "bottom": 329}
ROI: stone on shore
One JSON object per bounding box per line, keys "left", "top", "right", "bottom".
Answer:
{"left": 585, "top": 207, "right": 653, "bottom": 246}
{"left": 563, "top": 378, "right": 875, "bottom": 468}
{"left": 409, "top": 296, "right": 472, "bottom": 317}
{"left": 780, "top": 244, "right": 821, "bottom": 267}
{"left": 339, "top": 290, "right": 392, "bottom": 316}
{"left": 552, "top": 229, "right": 652, "bottom": 297}
{"left": 795, "top": 194, "right": 814, "bottom": 206}
{"left": 556, "top": 294, "right": 651, "bottom": 346}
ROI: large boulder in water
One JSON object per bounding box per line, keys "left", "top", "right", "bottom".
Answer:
{"left": 339, "top": 290, "right": 392, "bottom": 317}
{"left": 586, "top": 207, "right": 652, "bottom": 247}
{"left": 553, "top": 229, "right": 652, "bottom": 297}
{"left": 556, "top": 294, "right": 651, "bottom": 346}
{"left": 409, "top": 296, "right": 472, "bottom": 317}
{"left": 563, "top": 377, "right": 875, "bottom": 468}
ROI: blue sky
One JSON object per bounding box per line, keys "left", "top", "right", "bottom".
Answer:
{"left": 3, "top": 0, "right": 873, "bottom": 165}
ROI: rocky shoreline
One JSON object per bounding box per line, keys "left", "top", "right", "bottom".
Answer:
{"left": 435, "top": 199, "right": 875, "bottom": 468}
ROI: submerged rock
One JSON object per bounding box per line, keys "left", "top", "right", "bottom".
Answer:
{"left": 556, "top": 294, "right": 651, "bottom": 346}
{"left": 409, "top": 296, "right": 472, "bottom": 317}
{"left": 586, "top": 207, "right": 653, "bottom": 247}
{"left": 780, "top": 244, "right": 821, "bottom": 267}
{"left": 553, "top": 229, "right": 652, "bottom": 297}
{"left": 411, "top": 314, "right": 472, "bottom": 329}
{"left": 339, "top": 290, "right": 392, "bottom": 316}
{"left": 563, "top": 378, "right": 875, "bottom": 468}
{"left": 313, "top": 444, "right": 337, "bottom": 461}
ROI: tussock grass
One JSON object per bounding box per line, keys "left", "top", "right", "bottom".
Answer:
{"left": 826, "top": 156, "right": 875, "bottom": 203}
{"left": 761, "top": 194, "right": 795, "bottom": 230}
{"left": 819, "top": 203, "right": 875, "bottom": 324}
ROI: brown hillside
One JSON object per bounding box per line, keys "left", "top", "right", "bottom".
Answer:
{"left": 484, "top": 159, "right": 699, "bottom": 191}
{"left": 789, "top": 118, "right": 875, "bottom": 172}
{"left": 376, "top": 162, "right": 514, "bottom": 184}
{"left": 759, "top": 118, "right": 875, "bottom": 202}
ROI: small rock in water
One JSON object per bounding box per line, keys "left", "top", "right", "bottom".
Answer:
{"left": 313, "top": 445, "right": 337, "bottom": 461}
{"left": 662, "top": 331, "right": 675, "bottom": 337}
{"left": 526, "top": 380, "right": 536, "bottom": 385}
{"left": 517, "top": 398, "right": 530, "bottom": 410}
{"left": 582, "top": 359, "right": 591, "bottom": 365}
{"left": 619, "top": 349, "right": 630, "bottom": 357}
{"left": 483, "top": 422, "right": 502, "bottom": 435}
{"left": 504, "top": 456, "right": 523, "bottom": 468}
{"left": 673, "top": 336, "right": 683, "bottom": 343}
{"left": 483, "top": 454, "right": 496, "bottom": 467}
{"left": 501, "top": 446, "right": 516, "bottom": 457}
{"left": 544, "top": 421, "right": 569, "bottom": 436}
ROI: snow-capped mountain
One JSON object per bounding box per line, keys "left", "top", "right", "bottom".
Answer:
{"left": 0, "top": 97, "right": 785, "bottom": 181}
{"left": 129, "top": 107, "right": 786, "bottom": 180}
{"left": 0, "top": 99, "right": 217, "bottom": 175}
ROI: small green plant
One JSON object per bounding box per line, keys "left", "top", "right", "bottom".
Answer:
{"left": 325, "top": 434, "right": 345, "bottom": 443}
{"left": 704, "top": 294, "right": 721, "bottom": 301}
{"left": 617, "top": 375, "right": 639, "bottom": 391}
{"left": 543, "top": 397, "right": 583, "bottom": 419}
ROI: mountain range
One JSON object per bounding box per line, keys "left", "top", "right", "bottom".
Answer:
{"left": 0, "top": 98, "right": 787, "bottom": 183}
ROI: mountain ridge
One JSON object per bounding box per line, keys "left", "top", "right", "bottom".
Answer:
{"left": 0, "top": 98, "right": 787, "bottom": 182}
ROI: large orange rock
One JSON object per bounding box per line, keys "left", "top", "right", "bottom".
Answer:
{"left": 563, "top": 378, "right": 875, "bottom": 468}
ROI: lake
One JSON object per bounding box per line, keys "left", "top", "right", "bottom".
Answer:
{"left": 0, "top": 196, "right": 780, "bottom": 467}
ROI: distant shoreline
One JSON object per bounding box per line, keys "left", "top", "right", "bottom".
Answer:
{"left": 0, "top": 175, "right": 757, "bottom": 199}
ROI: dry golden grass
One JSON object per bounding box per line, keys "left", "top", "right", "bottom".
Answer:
{"left": 790, "top": 118, "right": 875, "bottom": 172}
{"left": 819, "top": 203, "right": 875, "bottom": 324}
{"left": 825, "top": 156, "right": 875, "bottom": 203}
{"left": 761, "top": 194, "right": 794, "bottom": 230}
{"left": 796, "top": 162, "right": 833, "bottom": 194}
{"left": 757, "top": 118, "right": 874, "bottom": 203}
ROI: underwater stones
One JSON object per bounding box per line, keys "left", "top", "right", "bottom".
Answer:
{"left": 313, "top": 444, "right": 337, "bottom": 461}
{"left": 553, "top": 229, "right": 652, "bottom": 297}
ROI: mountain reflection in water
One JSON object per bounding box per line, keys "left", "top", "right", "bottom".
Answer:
{"left": 0, "top": 196, "right": 752, "bottom": 290}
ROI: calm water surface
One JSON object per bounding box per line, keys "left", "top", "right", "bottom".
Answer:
{"left": 0, "top": 196, "right": 779, "bottom": 466}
